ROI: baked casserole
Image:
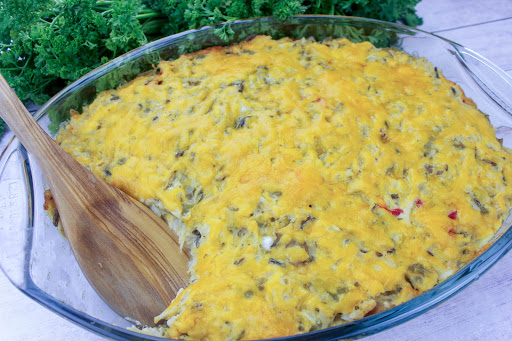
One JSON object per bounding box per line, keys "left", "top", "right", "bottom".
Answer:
{"left": 54, "top": 36, "right": 512, "bottom": 340}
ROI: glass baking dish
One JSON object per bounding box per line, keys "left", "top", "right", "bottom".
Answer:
{"left": 1, "top": 15, "right": 512, "bottom": 341}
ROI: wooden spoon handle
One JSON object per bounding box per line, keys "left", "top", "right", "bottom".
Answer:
{"left": 0, "top": 74, "right": 102, "bottom": 225}
{"left": 0, "top": 74, "right": 190, "bottom": 324}
{"left": 0, "top": 74, "right": 72, "bottom": 178}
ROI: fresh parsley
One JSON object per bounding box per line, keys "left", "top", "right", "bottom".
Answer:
{"left": 0, "top": 0, "right": 422, "bottom": 134}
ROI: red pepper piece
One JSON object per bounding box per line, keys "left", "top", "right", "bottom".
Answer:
{"left": 448, "top": 210, "right": 458, "bottom": 220}
{"left": 415, "top": 199, "right": 423, "bottom": 208}
{"left": 389, "top": 208, "right": 404, "bottom": 216}
{"left": 144, "top": 71, "right": 163, "bottom": 85}
{"left": 378, "top": 203, "right": 403, "bottom": 217}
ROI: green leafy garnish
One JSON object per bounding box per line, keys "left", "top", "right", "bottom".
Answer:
{"left": 0, "top": 0, "right": 422, "bottom": 135}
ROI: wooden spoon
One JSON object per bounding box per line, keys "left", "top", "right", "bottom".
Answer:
{"left": 0, "top": 74, "right": 190, "bottom": 325}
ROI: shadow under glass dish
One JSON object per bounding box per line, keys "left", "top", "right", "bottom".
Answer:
{"left": 1, "top": 15, "right": 512, "bottom": 341}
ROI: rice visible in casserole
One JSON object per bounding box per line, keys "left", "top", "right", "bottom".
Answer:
{"left": 55, "top": 36, "right": 512, "bottom": 340}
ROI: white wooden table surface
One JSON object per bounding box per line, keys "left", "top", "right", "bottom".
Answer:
{"left": 1, "top": 0, "right": 511, "bottom": 340}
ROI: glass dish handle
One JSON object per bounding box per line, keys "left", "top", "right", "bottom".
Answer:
{"left": 0, "top": 138, "right": 32, "bottom": 289}
{"left": 454, "top": 46, "right": 512, "bottom": 115}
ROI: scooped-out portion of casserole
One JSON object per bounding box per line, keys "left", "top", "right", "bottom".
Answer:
{"left": 55, "top": 35, "right": 512, "bottom": 340}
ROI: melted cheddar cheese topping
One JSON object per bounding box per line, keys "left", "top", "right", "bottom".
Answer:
{"left": 56, "top": 36, "right": 512, "bottom": 340}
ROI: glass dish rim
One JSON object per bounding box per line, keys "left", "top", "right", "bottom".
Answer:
{"left": 5, "top": 14, "right": 512, "bottom": 341}
{"left": 33, "top": 14, "right": 470, "bottom": 122}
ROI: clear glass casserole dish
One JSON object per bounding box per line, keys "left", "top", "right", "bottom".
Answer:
{"left": 1, "top": 15, "right": 512, "bottom": 341}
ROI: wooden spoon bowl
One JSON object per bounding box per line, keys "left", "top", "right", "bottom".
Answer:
{"left": 0, "top": 74, "right": 190, "bottom": 325}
